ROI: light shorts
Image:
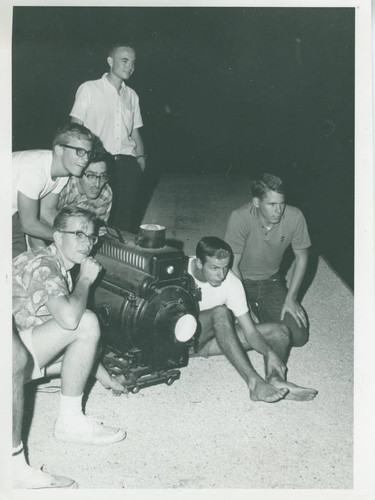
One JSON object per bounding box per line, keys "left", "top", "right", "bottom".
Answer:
{"left": 19, "top": 328, "right": 46, "bottom": 382}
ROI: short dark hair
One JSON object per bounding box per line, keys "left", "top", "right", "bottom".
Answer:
{"left": 196, "top": 237, "right": 233, "bottom": 265}
{"left": 107, "top": 41, "right": 136, "bottom": 58}
{"left": 250, "top": 173, "right": 285, "bottom": 200}
{"left": 87, "top": 145, "right": 113, "bottom": 175}
{"left": 52, "top": 123, "right": 94, "bottom": 149}
{"left": 53, "top": 206, "right": 99, "bottom": 233}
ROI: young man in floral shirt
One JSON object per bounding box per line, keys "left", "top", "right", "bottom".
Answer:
{"left": 12, "top": 206, "right": 126, "bottom": 489}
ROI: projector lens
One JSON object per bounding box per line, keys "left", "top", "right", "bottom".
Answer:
{"left": 174, "top": 314, "right": 197, "bottom": 342}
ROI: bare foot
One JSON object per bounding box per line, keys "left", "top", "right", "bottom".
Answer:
{"left": 250, "top": 379, "right": 289, "bottom": 403}
{"left": 268, "top": 377, "right": 318, "bottom": 401}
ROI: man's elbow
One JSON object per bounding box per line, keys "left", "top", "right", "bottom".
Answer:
{"left": 19, "top": 218, "right": 36, "bottom": 236}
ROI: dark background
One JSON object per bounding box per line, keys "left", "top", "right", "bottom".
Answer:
{"left": 12, "top": 6, "right": 354, "bottom": 289}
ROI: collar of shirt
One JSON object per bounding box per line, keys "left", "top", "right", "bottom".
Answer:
{"left": 102, "top": 73, "right": 126, "bottom": 95}
{"left": 48, "top": 243, "right": 73, "bottom": 292}
{"left": 249, "top": 203, "right": 285, "bottom": 231}
{"left": 69, "top": 175, "right": 83, "bottom": 195}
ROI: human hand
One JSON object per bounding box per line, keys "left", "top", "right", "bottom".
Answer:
{"left": 108, "top": 374, "right": 129, "bottom": 397}
{"left": 281, "top": 297, "right": 307, "bottom": 328}
{"left": 265, "top": 350, "right": 287, "bottom": 381}
{"left": 80, "top": 256, "right": 102, "bottom": 284}
{"left": 136, "top": 156, "right": 146, "bottom": 172}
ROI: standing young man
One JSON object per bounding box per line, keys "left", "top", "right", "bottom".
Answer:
{"left": 70, "top": 41, "right": 146, "bottom": 232}
{"left": 12, "top": 123, "right": 94, "bottom": 258}
{"left": 225, "top": 173, "right": 311, "bottom": 348}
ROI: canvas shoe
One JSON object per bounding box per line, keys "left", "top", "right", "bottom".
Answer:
{"left": 13, "top": 467, "right": 78, "bottom": 489}
{"left": 54, "top": 415, "right": 126, "bottom": 445}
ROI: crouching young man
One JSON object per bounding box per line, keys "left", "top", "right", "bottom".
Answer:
{"left": 12, "top": 206, "right": 127, "bottom": 452}
{"left": 189, "top": 237, "right": 318, "bottom": 403}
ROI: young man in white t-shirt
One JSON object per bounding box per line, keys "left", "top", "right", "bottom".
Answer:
{"left": 12, "top": 123, "right": 94, "bottom": 257}
{"left": 189, "top": 237, "right": 318, "bottom": 403}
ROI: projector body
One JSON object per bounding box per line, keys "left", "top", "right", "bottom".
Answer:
{"left": 92, "top": 229, "right": 200, "bottom": 393}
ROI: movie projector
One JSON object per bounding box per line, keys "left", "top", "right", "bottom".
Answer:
{"left": 93, "top": 224, "right": 200, "bottom": 394}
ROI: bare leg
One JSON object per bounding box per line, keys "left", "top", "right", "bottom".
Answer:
{"left": 255, "top": 323, "right": 318, "bottom": 401}
{"left": 197, "top": 306, "right": 288, "bottom": 403}
{"left": 199, "top": 319, "right": 317, "bottom": 402}
{"left": 12, "top": 324, "right": 78, "bottom": 488}
{"left": 45, "top": 360, "right": 128, "bottom": 394}
{"left": 31, "top": 311, "right": 126, "bottom": 445}
{"left": 12, "top": 326, "right": 32, "bottom": 447}
{"left": 31, "top": 310, "right": 100, "bottom": 396}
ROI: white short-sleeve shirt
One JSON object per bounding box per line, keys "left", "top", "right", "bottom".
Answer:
{"left": 188, "top": 257, "right": 249, "bottom": 318}
{"left": 70, "top": 73, "right": 143, "bottom": 156}
{"left": 12, "top": 150, "right": 69, "bottom": 215}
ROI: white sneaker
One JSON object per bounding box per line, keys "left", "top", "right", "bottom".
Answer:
{"left": 54, "top": 415, "right": 126, "bottom": 445}
{"left": 13, "top": 467, "right": 78, "bottom": 489}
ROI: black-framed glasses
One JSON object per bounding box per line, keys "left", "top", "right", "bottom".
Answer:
{"left": 60, "top": 144, "right": 92, "bottom": 158}
{"left": 84, "top": 173, "right": 110, "bottom": 183}
{"left": 59, "top": 230, "right": 98, "bottom": 245}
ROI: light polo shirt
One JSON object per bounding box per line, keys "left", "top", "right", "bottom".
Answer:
{"left": 188, "top": 258, "right": 249, "bottom": 318}
{"left": 225, "top": 203, "right": 311, "bottom": 281}
{"left": 12, "top": 150, "right": 69, "bottom": 215}
{"left": 70, "top": 73, "right": 143, "bottom": 156}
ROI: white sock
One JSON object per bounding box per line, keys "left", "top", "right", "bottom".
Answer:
{"left": 58, "top": 393, "right": 84, "bottom": 419}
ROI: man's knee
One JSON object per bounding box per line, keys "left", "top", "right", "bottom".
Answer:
{"left": 211, "top": 305, "right": 232, "bottom": 322}
{"left": 291, "top": 329, "right": 309, "bottom": 348}
{"left": 282, "top": 313, "right": 309, "bottom": 347}
{"left": 76, "top": 310, "right": 101, "bottom": 343}
{"left": 197, "top": 306, "right": 233, "bottom": 350}
{"left": 275, "top": 323, "right": 291, "bottom": 346}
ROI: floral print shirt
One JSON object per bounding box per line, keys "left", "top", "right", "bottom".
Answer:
{"left": 12, "top": 244, "right": 72, "bottom": 331}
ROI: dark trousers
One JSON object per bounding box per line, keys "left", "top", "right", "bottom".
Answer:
{"left": 243, "top": 274, "right": 309, "bottom": 348}
{"left": 109, "top": 155, "right": 143, "bottom": 233}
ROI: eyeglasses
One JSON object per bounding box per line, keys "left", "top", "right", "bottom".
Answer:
{"left": 84, "top": 173, "right": 110, "bottom": 183}
{"left": 59, "top": 230, "right": 98, "bottom": 245}
{"left": 60, "top": 144, "right": 92, "bottom": 158}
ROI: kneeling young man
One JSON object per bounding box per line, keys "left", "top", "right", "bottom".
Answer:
{"left": 189, "top": 237, "right": 317, "bottom": 403}
{"left": 12, "top": 206, "right": 127, "bottom": 452}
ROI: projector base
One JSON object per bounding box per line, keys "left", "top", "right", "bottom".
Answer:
{"left": 103, "top": 347, "right": 182, "bottom": 394}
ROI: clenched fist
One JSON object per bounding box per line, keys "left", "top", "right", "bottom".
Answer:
{"left": 80, "top": 256, "right": 102, "bottom": 284}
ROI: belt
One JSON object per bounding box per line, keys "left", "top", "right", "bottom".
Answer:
{"left": 244, "top": 273, "right": 280, "bottom": 283}
{"left": 114, "top": 154, "right": 134, "bottom": 161}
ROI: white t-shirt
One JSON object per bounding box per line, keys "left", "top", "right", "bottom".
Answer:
{"left": 70, "top": 73, "right": 143, "bottom": 156}
{"left": 12, "top": 150, "right": 69, "bottom": 215}
{"left": 188, "top": 257, "right": 249, "bottom": 318}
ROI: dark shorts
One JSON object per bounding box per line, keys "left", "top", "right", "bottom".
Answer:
{"left": 243, "top": 274, "right": 309, "bottom": 347}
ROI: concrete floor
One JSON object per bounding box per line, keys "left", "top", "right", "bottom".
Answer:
{"left": 10, "top": 174, "right": 354, "bottom": 497}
